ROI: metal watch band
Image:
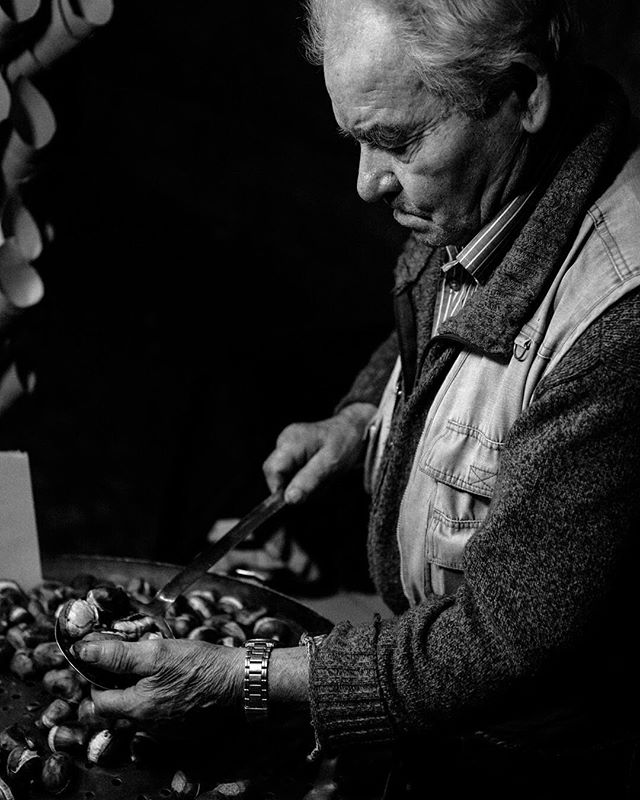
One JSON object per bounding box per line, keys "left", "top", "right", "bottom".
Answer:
{"left": 243, "top": 638, "right": 275, "bottom": 722}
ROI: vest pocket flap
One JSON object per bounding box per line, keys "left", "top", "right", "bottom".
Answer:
{"left": 426, "top": 510, "right": 481, "bottom": 570}
{"left": 420, "top": 418, "right": 503, "bottom": 499}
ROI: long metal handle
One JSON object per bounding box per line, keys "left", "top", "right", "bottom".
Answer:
{"left": 154, "top": 492, "right": 286, "bottom": 610}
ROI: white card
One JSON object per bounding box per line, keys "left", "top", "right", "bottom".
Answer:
{"left": 0, "top": 451, "right": 43, "bottom": 591}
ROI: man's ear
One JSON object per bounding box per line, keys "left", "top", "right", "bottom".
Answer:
{"left": 510, "top": 55, "right": 552, "bottom": 134}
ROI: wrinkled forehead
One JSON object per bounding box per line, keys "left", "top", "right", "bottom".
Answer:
{"left": 323, "top": 1, "right": 414, "bottom": 105}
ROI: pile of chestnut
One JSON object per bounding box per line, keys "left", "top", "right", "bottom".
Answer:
{"left": 0, "top": 575, "right": 298, "bottom": 799}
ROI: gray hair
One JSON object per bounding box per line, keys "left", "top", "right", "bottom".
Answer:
{"left": 304, "top": 0, "right": 578, "bottom": 117}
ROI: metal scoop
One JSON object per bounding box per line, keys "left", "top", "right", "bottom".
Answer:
{"left": 55, "top": 491, "right": 286, "bottom": 689}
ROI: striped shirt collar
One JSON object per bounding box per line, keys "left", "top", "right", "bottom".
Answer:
{"left": 441, "top": 139, "right": 564, "bottom": 284}
{"left": 441, "top": 183, "right": 543, "bottom": 284}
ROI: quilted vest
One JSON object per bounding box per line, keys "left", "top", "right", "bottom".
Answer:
{"left": 365, "top": 144, "right": 640, "bottom": 604}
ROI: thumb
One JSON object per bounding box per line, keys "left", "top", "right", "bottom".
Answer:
{"left": 72, "top": 640, "right": 158, "bottom": 677}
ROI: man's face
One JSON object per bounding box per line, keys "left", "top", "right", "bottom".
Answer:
{"left": 323, "top": 5, "right": 527, "bottom": 246}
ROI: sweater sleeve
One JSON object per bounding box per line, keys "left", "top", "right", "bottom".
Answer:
{"left": 309, "top": 293, "right": 640, "bottom": 751}
{"left": 334, "top": 331, "right": 398, "bottom": 412}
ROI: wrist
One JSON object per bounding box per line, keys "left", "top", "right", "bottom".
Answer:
{"left": 337, "top": 402, "right": 377, "bottom": 434}
{"left": 268, "top": 646, "right": 310, "bottom": 707}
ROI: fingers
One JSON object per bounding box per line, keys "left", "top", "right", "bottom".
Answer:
{"left": 91, "top": 685, "right": 142, "bottom": 718}
{"left": 263, "top": 423, "right": 317, "bottom": 497}
{"left": 73, "top": 639, "right": 159, "bottom": 677}
{"left": 283, "top": 447, "right": 340, "bottom": 504}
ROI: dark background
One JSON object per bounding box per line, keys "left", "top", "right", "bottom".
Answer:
{"left": 1, "top": 1, "right": 639, "bottom": 586}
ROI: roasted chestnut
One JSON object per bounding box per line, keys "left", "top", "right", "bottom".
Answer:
{"left": 33, "top": 641, "right": 68, "bottom": 671}
{"left": 86, "top": 729, "right": 119, "bottom": 765}
{"left": 76, "top": 698, "right": 106, "bottom": 730}
{"left": 234, "top": 606, "right": 267, "bottom": 629}
{"left": 112, "top": 614, "right": 157, "bottom": 640}
{"left": 217, "top": 595, "right": 244, "bottom": 615}
{"left": 187, "top": 626, "right": 220, "bottom": 643}
{"left": 48, "top": 724, "right": 88, "bottom": 753}
{"left": 42, "top": 669, "right": 84, "bottom": 703}
{"left": 6, "top": 745, "right": 41, "bottom": 782}
{"left": 58, "top": 599, "right": 99, "bottom": 640}
{"left": 170, "top": 612, "right": 201, "bottom": 638}
{"left": 86, "top": 585, "right": 130, "bottom": 622}
{"left": 186, "top": 592, "right": 217, "bottom": 621}
{"left": 41, "top": 699, "right": 75, "bottom": 729}
{"left": 170, "top": 769, "right": 200, "bottom": 799}
{"left": 9, "top": 650, "right": 36, "bottom": 680}
{"left": 252, "top": 616, "right": 295, "bottom": 645}
{"left": 41, "top": 752, "right": 75, "bottom": 795}
{"left": 6, "top": 622, "right": 49, "bottom": 651}
{"left": 126, "top": 576, "right": 154, "bottom": 602}
{"left": 30, "top": 581, "right": 68, "bottom": 616}
{"left": 203, "top": 780, "right": 251, "bottom": 799}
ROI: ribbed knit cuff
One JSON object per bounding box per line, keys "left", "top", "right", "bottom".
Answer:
{"left": 308, "top": 619, "right": 394, "bottom": 753}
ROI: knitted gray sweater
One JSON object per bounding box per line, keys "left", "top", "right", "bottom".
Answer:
{"left": 309, "top": 71, "right": 640, "bottom": 754}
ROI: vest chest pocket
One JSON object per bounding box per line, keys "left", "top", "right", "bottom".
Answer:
{"left": 421, "top": 419, "right": 503, "bottom": 571}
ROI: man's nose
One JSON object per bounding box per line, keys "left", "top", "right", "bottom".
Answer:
{"left": 356, "top": 145, "right": 400, "bottom": 203}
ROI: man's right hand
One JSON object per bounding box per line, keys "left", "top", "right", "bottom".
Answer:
{"left": 263, "top": 402, "right": 377, "bottom": 505}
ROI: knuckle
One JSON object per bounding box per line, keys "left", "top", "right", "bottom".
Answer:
{"left": 279, "top": 422, "right": 306, "bottom": 444}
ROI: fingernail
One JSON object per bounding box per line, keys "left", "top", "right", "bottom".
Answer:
{"left": 285, "top": 487, "right": 303, "bottom": 505}
{"left": 73, "top": 643, "right": 99, "bottom": 662}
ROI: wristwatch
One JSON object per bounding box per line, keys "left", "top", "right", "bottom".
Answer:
{"left": 243, "top": 638, "right": 276, "bottom": 722}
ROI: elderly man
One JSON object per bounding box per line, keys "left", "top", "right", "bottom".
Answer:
{"left": 76, "top": 1, "right": 640, "bottom": 796}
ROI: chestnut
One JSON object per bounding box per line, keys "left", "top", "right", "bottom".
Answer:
{"left": 6, "top": 745, "right": 41, "bottom": 782}
{"left": 170, "top": 769, "right": 200, "bottom": 799}
{"left": 204, "top": 780, "right": 251, "bottom": 799}
{"left": 217, "top": 595, "right": 244, "bottom": 615}
{"left": 33, "top": 642, "right": 67, "bottom": 671}
{"left": 234, "top": 606, "right": 267, "bottom": 629}
{"left": 79, "top": 630, "right": 126, "bottom": 644}
{"left": 0, "top": 725, "right": 34, "bottom": 758}
{"left": 252, "top": 616, "right": 295, "bottom": 645}
{"left": 126, "top": 576, "right": 154, "bottom": 601}
{"left": 6, "top": 623, "right": 49, "bottom": 651}
{"left": 48, "top": 724, "right": 88, "bottom": 753}
{"left": 86, "top": 585, "right": 130, "bottom": 622}
{"left": 58, "top": 599, "right": 98, "bottom": 640}
{"left": 186, "top": 592, "right": 217, "bottom": 621}
{"left": 41, "top": 752, "right": 75, "bottom": 795}
{"left": 42, "top": 669, "right": 84, "bottom": 703}
{"left": 112, "top": 614, "right": 157, "bottom": 640}
{"left": 86, "top": 729, "right": 118, "bottom": 765}
{"left": 7, "top": 605, "right": 31, "bottom": 627}
{"left": 219, "top": 621, "right": 246, "bottom": 646}
{"left": 9, "top": 650, "right": 36, "bottom": 680}
{"left": 170, "top": 613, "right": 200, "bottom": 639}
{"left": 187, "top": 626, "right": 219, "bottom": 643}
{"left": 41, "top": 699, "right": 75, "bottom": 729}
{"left": 30, "top": 581, "right": 67, "bottom": 616}
{"left": 77, "top": 698, "right": 106, "bottom": 730}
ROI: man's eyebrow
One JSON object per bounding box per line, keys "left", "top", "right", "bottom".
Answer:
{"left": 336, "top": 123, "right": 413, "bottom": 148}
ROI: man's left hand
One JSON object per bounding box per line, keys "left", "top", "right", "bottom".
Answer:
{"left": 73, "top": 638, "right": 244, "bottom": 722}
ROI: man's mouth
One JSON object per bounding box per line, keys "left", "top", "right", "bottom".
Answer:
{"left": 392, "top": 208, "right": 433, "bottom": 229}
